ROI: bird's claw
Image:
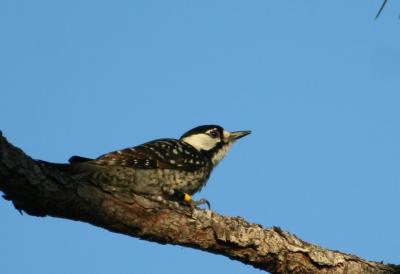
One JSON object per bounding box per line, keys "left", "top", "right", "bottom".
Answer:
{"left": 172, "top": 190, "right": 211, "bottom": 209}
{"left": 189, "top": 198, "right": 211, "bottom": 209}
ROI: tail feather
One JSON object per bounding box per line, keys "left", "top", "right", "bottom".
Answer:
{"left": 68, "top": 156, "right": 93, "bottom": 164}
{"left": 38, "top": 157, "right": 93, "bottom": 174}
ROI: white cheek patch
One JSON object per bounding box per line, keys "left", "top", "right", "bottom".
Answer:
{"left": 182, "top": 133, "right": 219, "bottom": 151}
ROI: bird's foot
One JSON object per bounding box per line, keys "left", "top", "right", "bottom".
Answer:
{"left": 189, "top": 198, "right": 211, "bottom": 209}
{"left": 173, "top": 191, "right": 211, "bottom": 209}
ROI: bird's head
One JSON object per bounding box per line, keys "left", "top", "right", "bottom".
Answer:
{"left": 180, "top": 125, "right": 251, "bottom": 165}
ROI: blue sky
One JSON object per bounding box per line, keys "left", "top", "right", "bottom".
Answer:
{"left": 1, "top": 1, "right": 399, "bottom": 273}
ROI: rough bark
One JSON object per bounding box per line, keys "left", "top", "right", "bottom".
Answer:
{"left": 0, "top": 131, "right": 398, "bottom": 274}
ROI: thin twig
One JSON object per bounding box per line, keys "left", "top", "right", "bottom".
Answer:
{"left": 375, "top": 0, "right": 388, "bottom": 19}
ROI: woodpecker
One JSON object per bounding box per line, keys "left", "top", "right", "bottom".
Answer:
{"left": 54, "top": 125, "right": 250, "bottom": 207}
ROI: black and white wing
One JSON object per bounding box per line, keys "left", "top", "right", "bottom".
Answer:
{"left": 69, "top": 139, "right": 208, "bottom": 171}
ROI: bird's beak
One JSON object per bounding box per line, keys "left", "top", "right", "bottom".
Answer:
{"left": 227, "top": 130, "right": 251, "bottom": 142}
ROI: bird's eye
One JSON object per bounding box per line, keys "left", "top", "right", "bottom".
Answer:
{"left": 209, "top": 130, "right": 219, "bottom": 138}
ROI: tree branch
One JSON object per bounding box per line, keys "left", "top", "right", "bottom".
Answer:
{"left": 0, "top": 132, "right": 398, "bottom": 274}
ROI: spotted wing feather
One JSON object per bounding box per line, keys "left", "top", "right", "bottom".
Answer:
{"left": 86, "top": 139, "right": 207, "bottom": 171}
